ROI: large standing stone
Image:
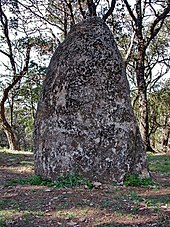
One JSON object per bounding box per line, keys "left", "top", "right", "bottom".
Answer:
{"left": 33, "top": 17, "right": 149, "bottom": 184}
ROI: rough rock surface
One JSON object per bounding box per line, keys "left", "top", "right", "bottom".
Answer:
{"left": 33, "top": 17, "right": 148, "bottom": 184}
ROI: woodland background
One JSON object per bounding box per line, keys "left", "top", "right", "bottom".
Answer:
{"left": 0, "top": 0, "right": 169, "bottom": 152}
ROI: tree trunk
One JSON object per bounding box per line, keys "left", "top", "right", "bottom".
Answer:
{"left": 136, "top": 35, "right": 153, "bottom": 151}
{"left": 0, "top": 90, "right": 20, "bottom": 150}
{"left": 0, "top": 5, "right": 31, "bottom": 151}
{"left": 4, "top": 125, "right": 19, "bottom": 150}
{"left": 123, "top": 0, "right": 169, "bottom": 152}
{"left": 134, "top": 0, "right": 153, "bottom": 151}
{"left": 162, "top": 125, "right": 170, "bottom": 153}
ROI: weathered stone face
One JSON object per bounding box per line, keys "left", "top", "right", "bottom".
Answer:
{"left": 33, "top": 17, "right": 148, "bottom": 184}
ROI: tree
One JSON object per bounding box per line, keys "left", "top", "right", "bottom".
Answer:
{"left": 148, "top": 79, "right": 170, "bottom": 152}
{"left": 9, "top": 61, "right": 46, "bottom": 150}
{"left": 0, "top": 0, "right": 55, "bottom": 149}
{"left": 21, "top": 0, "right": 117, "bottom": 38}
{"left": 117, "top": 0, "right": 170, "bottom": 151}
{"left": 42, "top": 0, "right": 169, "bottom": 152}
{"left": 0, "top": 1, "right": 32, "bottom": 149}
{"left": 114, "top": 10, "right": 169, "bottom": 150}
{"left": 1, "top": 0, "right": 169, "bottom": 151}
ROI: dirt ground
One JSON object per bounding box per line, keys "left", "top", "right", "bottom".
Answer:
{"left": 0, "top": 150, "right": 170, "bottom": 227}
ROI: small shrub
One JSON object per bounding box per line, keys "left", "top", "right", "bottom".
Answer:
{"left": 124, "top": 174, "right": 154, "bottom": 187}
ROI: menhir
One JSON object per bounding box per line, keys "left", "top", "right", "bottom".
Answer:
{"left": 33, "top": 17, "right": 149, "bottom": 184}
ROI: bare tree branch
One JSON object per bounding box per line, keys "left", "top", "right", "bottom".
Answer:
{"left": 123, "top": 0, "right": 137, "bottom": 25}
{"left": 64, "top": 0, "right": 75, "bottom": 25}
{"left": 103, "top": 0, "right": 116, "bottom": 21}
{"left": 0, "top": 49, "right": 10, "bottom": 58}
{"left": 146, "top": 2, "right": 170, "bottom": 47}
{"left": 0, "top": 4, "right": 16, "bottom": 75}
{"left": 17, "top": 0, "right": 64, "bottom": 32}
{"left": 0, "top": 43, "right": 31, "bottom": 121}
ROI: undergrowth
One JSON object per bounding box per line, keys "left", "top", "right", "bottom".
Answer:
{"left": 5, "top": 174, "right": 94, "bottom": 189}
{"left": 148, "top": 153, "right": 170, "bottom": 173}
{"left": 6, "top": 173, "right": 155, "bottom": 188}
{"left": 124, "top": 174, "right": 154, "bottom": 187}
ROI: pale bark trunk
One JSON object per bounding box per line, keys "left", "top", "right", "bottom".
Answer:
{"left": 4, "top": 127, "right": 19, "bottom": 150}
{"left": 162, "top": 125, "right": 170, "bottom": 153}
{"left": 1, "top": 94, "right": 20, "bottom": 150}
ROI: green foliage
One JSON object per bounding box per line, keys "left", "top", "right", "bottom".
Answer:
{"left": 124, "top": 174, "right": 154, "bottom": 187}
{"left": 5, "top": 175, "right": 53, "bottom": 187}
{"left": 146, "top": 195, "right": 170, "bottom": 207}
{"left": 64, "top": 212, "right": 77, "bottom": 220}
{"left": 112, "top": 181, "right": 118, "bottom": 186}
{"left": 148, "top": 79, "right": 170, "bottom": 151}
{"left": 0, "top": 215, "right": 6, "bottom": 227}
{"left": 54, "top": 174, "right": 94, "bottom": 189}
{"left": 5, "top": 174, "right": 94, "bottom": 189}
{"left": 128, "top": 192, "right": 169, "bottom": 210}
{"left": 148, "top": 154, "right": 170, "bottom": 173}
{"left": 0, "top": 199, "right": 19, "bottom": 210}
{"left": 129, "top": 191, "right": 144, "bottom": 202}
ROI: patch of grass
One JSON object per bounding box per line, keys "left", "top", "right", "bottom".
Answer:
{"left": 0, "top": 209, "right": 45, "bottom": 227}
{"left": 131, "top": 206, "right": 140, "bottom": 212}
{"left": 127, "top": 192, "right": 144, "bottom": 210}
{"left": 0, "top": 199, "right": 19, "bottom": 210}
{"left": 146, "top": 195, "right": 170, "bottom": 207}
{"left": 148, "top": 154, "right": 170, "bottom": 173}
{"left": 65, "top": 212, "right": 77, "bottom": 219}
{"left": 99, "top": 198, "right": 114, "bottom": 208}
{"left": 5, "top": 175, "right": 53, "bottom": 187}
{"left": 124, "top": 174, "right": 154, "bottom": 187}
{"left": 19, "top": 160, "right": 34, "bottom": 166}
{"left": 127, "top": 213, "right": 136, "bottom": 218}
{"left": 112, "top": 181, "right": 118, "bottom": 186}
{"left": 5, "top": 174, "right": 94, "bottom": 189}
{"left": 0, "top": 216, "right": 6, "bottom": 227}
{"left": 21, "top": 213, "right": 33, "bottom": 225}
{"left": 127, "top": 192, "right": 169, "bottom": 211}
{"left": 0, "top": 209, "right": 21, "bottom": 226}
{"left": 129, "top": 192, "right": 144, "bottom": 202}
{"left": 54, "top": 174, "right": 93, "bottom": 189}
{"left": 34, "top": 211, "right": 45, "bottom": 216}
